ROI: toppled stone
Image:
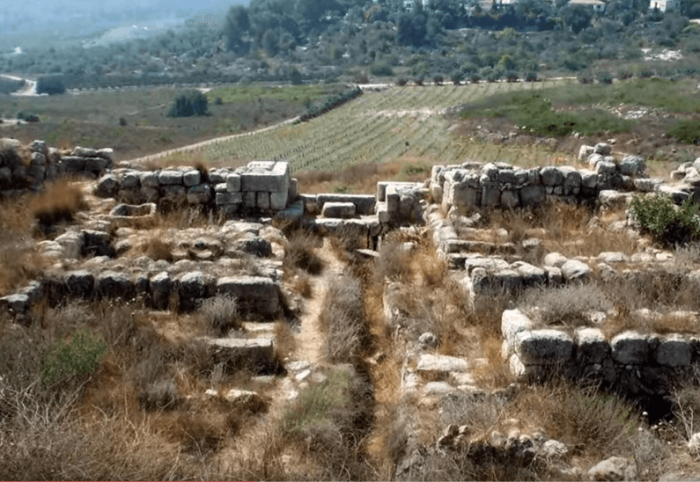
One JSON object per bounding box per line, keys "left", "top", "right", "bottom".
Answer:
{"left": 561, "top": 259, "right": 591, "bottom": 282}
{"left": 207, "top": 337, "right": 275, "bottom": 372}
{"left": 322, "top": 202, "right": 357, "bottom": 218}
{"left": 416, "top": 354, "right": 468, "bottom": 373}
{"left": 588, "top": 456, "right": 637, "bottom": 481}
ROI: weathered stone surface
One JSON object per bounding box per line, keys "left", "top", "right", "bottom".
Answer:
{"left": 502, "top": 309, "right": 534, "bottom": 345}
{"left": 588, "top": 456, "right": 637, "bottom": 482}
{"left": 216, "top": 191, "right": 243, "bottom": 205}
{"left": 81, "top": 230, "right": 114, "bottom": 257}
{"left": 618, "top": 155, "right": 645, "bottom": 176}
{"left": 178, "top": 271, "right": 208, "bottom": 309}
{"left": 500, "top": 190, "right": 520, "bottom": 208}
{"left": 183, "top": 170, "right": 201, "bottom": 187}
{"left": 544, "top": 252, "right": 568, "bottom": 268}
{"left": 514, "top": 262, "right": 546, "bottom": 287}
{"left": 150, "top": 271, "right": 172, "bottom": 309}
{"left": 611, "top": 331, "right": 649, "bottom": 365}
{"left": 322, "top": 202, "right": 356, "bottom": 218}
{"left": 140, "top": 171, "right": 159, "bottom": 188}
{"left": 207, "top": 337, "right": 275, "bottom": 372}
{"left": 317, "top": 194, "right": 375, "bottom": 215}
{"left": 239, "top": 161, "right": 289, "bottom": 193}
{"left": 599, "top": 190, "right": 631, "bottom": 209}
{"left": 158, "top": 170, "right": 184, "bottom": 185}
{"left": 655, "top": 334, "right": 692, "bottom": 367}
{"left": 233, "top": 234, "right": 272, "bottom": 257}
{"left": 594, "top": 143, "right": 612, "bottom": 156}
{"left": 416, "top": 354, "right": 468, "bottom": 373}
{"left": 95, "top": 174, "right": 118, "bottom": 197}
{"left": 561, "top": 259, "right": 590, "bottom": 282}
{"left": 96, "top": 271, "right": 134, "bottom": 299}
{"left": 226, "top": 174, "right": 241, "bottom": 192}
{"left": 520, "top": 184, "right": 546, "bottom": 207}
{"left": 216, "top": 276, "right": 280, "bottom": 317}
{"left": 541, "top": 166, "right": 564, "bottom": 186}
{"left": 55, "top": 231, "right": 84, "bottom": 259}
{"left": 515, "top": 329, "right": 573, "bottom": 365}
{"left": 270, "top": 191, "right": 288, "bottom": 210}
{"left": 575, "top": 328, "right": 610, "bottom": 364}
{"left": 65, "top": 270, "right": 95, "bottom": 298}
{"left": 73, "top": 146, "right": 97, "bottom": 157}
{"left": 0, "top": 293, "right": 30, "bottom": 314}
{"left": 598, "top": 252, "right": 628, "bottom": 264}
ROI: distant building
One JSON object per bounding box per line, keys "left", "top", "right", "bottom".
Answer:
{"left": 568, "top": 0, "right": 606, "bottom": 13}
{"left": 649, "top": 0, "right": 678, "bottom": 12}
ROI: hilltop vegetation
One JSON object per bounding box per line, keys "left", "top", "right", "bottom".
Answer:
{"left": 1, "top": 0, "right": 700, "bottom": 90}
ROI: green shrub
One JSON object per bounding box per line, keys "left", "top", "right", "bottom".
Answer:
{"left": 597, "top": 71, "right": 613, "bottom": 85}
{"left": 281, "top": 368, "right": 352, "bottom": 434}
{"left": 36, "top": 75, "right": 66, "bottom": 95}
{"left": 629, "top": 194, "right": 700, "bottom": 247}
{"left": 369, "top": 62, "right": 393, "bottom": 77}
{"left": 167, "top": 90, "right": 209, "bottom": 117}
{"left": 41, "top": 328, "right": 108, "bottom": 387}
{"left": 396, "top": 77, "right": 407, "bottom": 86}
{"left": 525, "top": 72, "right": 538, "bottom": 82}
{"left": 667, "top": 119, "right": 700, "bottom": 145}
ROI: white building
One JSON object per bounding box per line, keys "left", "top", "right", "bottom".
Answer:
{"left": 649, "top": 0, "right": 679, "bottom": 11}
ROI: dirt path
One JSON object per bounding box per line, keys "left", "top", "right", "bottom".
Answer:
{"left": 289, "top": 238, "right": 346, "bottom": 366}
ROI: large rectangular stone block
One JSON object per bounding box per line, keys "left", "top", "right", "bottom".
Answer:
{"left": 257, "top": 191, "right": 271, "bottom": 210}
{"left": 240, "top": 161, "right": 289, "bottom": 193}
{"left": 270, "top": 190, "right": 288, "bottom": 210}
{"left": 216, "top": 276, "right": 280, "bottom": 317}
{"left": 515, "top": 329, "right": 574, "bottom": 365}
{"left": 316, "top": 194, "right": 375, "bottom": 215}
{"left": 226, "top": 174, "right": 241, "bottom": 192}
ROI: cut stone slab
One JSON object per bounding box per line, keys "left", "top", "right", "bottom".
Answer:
{"left": 216, "top": 276, "right": 280, "bottom": 318}
{"left": 321, "top": 201, "right": 357, "bottom": 218}
{"left": 416, "top": 354, "right": 468, "bottom": 373}
{"left": 655, "top": 334, "right": 692, "bottom": 367}
{"left": 611, "top": 331, "right": 649, "bottom": 365}
{"left": 514, "top": 329, "right": 574, "bottom": 365}
{"left": 207, "top": 337, "right": 275, "bottom": 372}
{"left": 574, "top": 328, "right": 610, "bottom": 364}
{"left": 317, "top": 193, "right": 376, "bottom": 215}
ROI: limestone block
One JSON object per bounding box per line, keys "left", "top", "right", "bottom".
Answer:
{"left": 226, "top": 174, "right": 241, "bottom": 192}
{"left": 187, "top": 184, "right": 212, "bottom": 204}
{"left": 580, "top": 170, "right": 598, "bottom": 189}
{"left": 501, "top": 309, "right": 535, "bottom": 345}
{"left": 0, "top": 293, "right": 31, "bottom": 314}
{"left": 655, "top": 334, "right": 692, "bottom": 367}
{"left": 541, "top": 166, "right": 564, "bottom": 186}
{"left": 96, "top": 271, "right": 134, "bottom": 299}
{"left": 575, "top": 328, "right": 610, "bottom": 364}
{"left": 481, "top": 181, "right": 500, "bottom": 207}
{"left": 216, "top": 276, "right": 280, "bottom": 317}
{"left": 322, "top": 201, "right": 357, "bottom": 218}
{"left": 596, "top": 161, "right": 617, "bottom": 175}
{"left": 240, "top": 161, "right": 289, "bottom": 193}
{"left": 161, "top": 185, "right": 186, "bottom": 203}
{"left": 376, "top": 202, "right": 390, "bottom": 223}
{"left": 416, "top": 354, "right": 468, "bottom": 373}
{"left": 578, "top": 145, "right": 595, "bottom": 161}
{"left": 500, "top": 189, "right": 520, "bottom": 208}
{"left": 95, "top": 174, "right": 119, "bottom": 198}
{"left": 121, "top": 171, "right": 141, "bottom": 189}
{"left": 545, "top": 267, "right": 564, "bottom": 286}
{"left": 386, "top": 191, "right": 400, "bottom": 214}
{"left": 588, "top": 153, "right": 604, "bottom": 168}
{"left": 96, "top": 148, "right": 114, "bottom": 163}
{"left": 514, "top": 329, "right": 574, "bottom": 365}
{"left": 208, "top": 168, "right": 228, "bottom": 184}
{"left": 243, "top": 191, "right": 256, "bottom": 209}
{"left": 288, "top": 177, "right": 298, "bottom": 201}
{"left": 207, "top": 337, "right": 275, "bottom": 372}
{"left": 561, "top": 259, "right": 590, "bottom": 282}
{"left": 594, "top": 142, "right": 612, "bottom": 156}
{"left": 317, "top": 194, "right": 375, "bottom": 215}
{"left": 588, "top": 456, "right": 637, "bottom": 482}
{"left": 178, "top": 271, "right": 209, "bottom": 310}
{"left": 544, "top": 252, "right": 568, "bottom": 268}
{"left": 514, "top": 262, "right": 546, "bottom": 287}
{"left": 158, "top": 170, "right": 183, "bottom": 185}
{"left": 64, "top": 270, "right": 95, "bottom": 298}
{"left": 140, "top": 171, "right": 159, "bottom": 188}
{"left": 150, "top": 271, "right": 172, "bottom": 309}
{"left": 611, "top": 331, "right": 649, "bottom": 365}
{"left": 216, "top": 192, "right": 243, "bottom": 205}
{"left": 256, "top": 191, "right": 271, "bottom": 210}
{"left": 450, "top": 182, "right": 481, "bottom": 208}
{"left": 520, "top": 184, "right": 546, "bottom": 207}
{"left": 73, "top": 146, "right": 97, "bottom": 157}
{"left": 59, "top": 156, "right": 86, "bottom": 173}
{"left": 618, "top": 155, "right": 646, "bottom": 176}
{"left": 183, "top": 170, "right": 201, "bottom": 187}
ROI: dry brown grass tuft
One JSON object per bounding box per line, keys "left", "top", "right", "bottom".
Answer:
{"left": 198, "top": 296, "right": 240, "bottom": 336}
{"left": 30, "top": 179, "right": 87, "bottom": 229}
{"left": 319, "top": 273, "right": 368, "bottom": 364}
{"left": 283, "top": 228, "right": 325, "bottom": 276}
{"left": 137, "top": 232, "right": 174, "bottom": 261}
{"left": 290, "top": 271, "right": 314, "bottom": 298}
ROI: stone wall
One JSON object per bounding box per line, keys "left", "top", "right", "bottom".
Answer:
{"left": 502, "top": 309, "right": 696, "bottom": 397}
{"left": 95, "top": 160, "right": 298, "bottom": 217}
{"left": 0, "top": 139, "right": 112, "bottom": 195}
{"left": 1, "top": 271, "right": 281, "bottom": 319}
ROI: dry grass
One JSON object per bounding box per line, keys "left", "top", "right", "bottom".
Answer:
{"left": 283, "top": 228, "right": 325, "bottom": 276}
{"left": 30, "top": 178, "right": 87, "bottom": 230}
{"left": 198, "top": 296, "right": 240, "bottom": 336}
{"left": 519, "top": 284, "right": 613, "bottom": 329}
{"left": 136, "top": 232, "right": 174, "bottom": 261}
{"left": 483, "top": 201, "right": 635, "bottom": 258}
{"left": 319, "top": 273, "right": 368, "bottom": 364}
{"left": 273, "top": 320, "right": 297, "bottom": 361}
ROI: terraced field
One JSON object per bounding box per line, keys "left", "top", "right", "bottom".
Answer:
{"left": 187, "top": 79, "right": 570, "bottom": 172}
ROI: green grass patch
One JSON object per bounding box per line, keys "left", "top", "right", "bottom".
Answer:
{"left": 459, "top": 91, "right": 634, "bottom": 137}
{"left": 667, "top": 119, "right": 700, "bottom": 144}
{"left": 205, "top": 84, "right": 337, "bottom": 106}
{"left": 281, "top": 368, "right": 352, "bottom": 434}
